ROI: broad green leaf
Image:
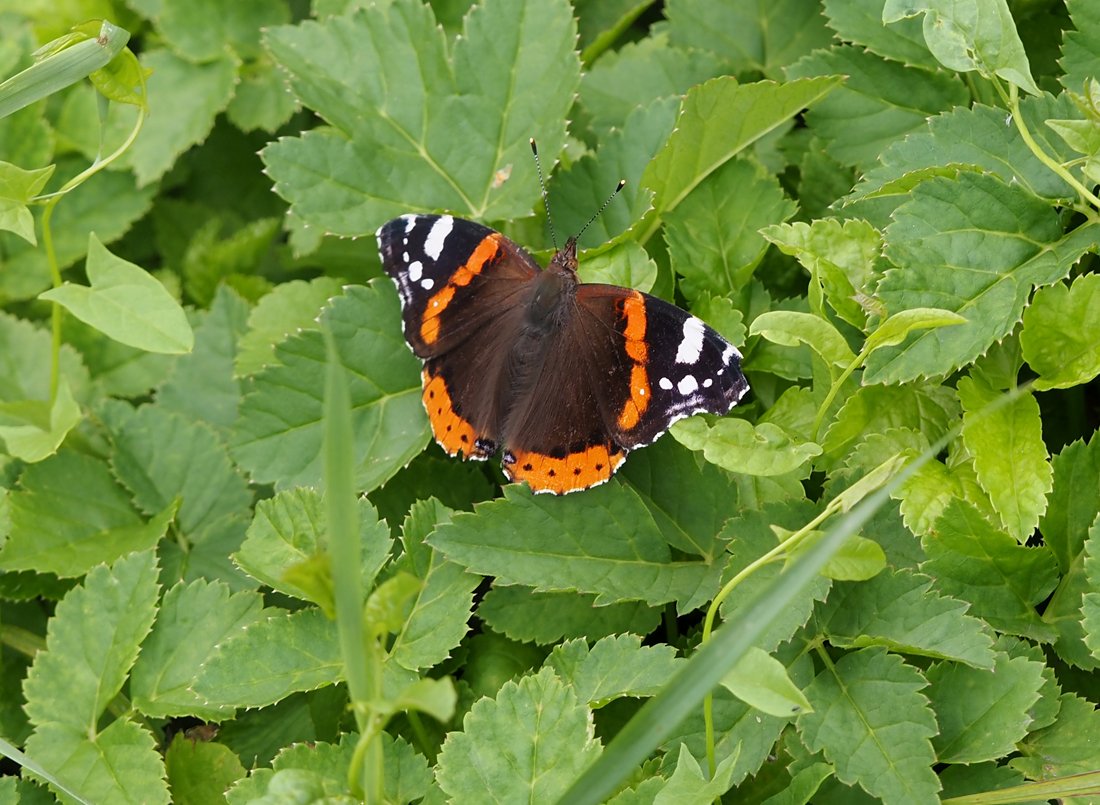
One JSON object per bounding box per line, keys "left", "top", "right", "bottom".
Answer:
{"left": 477, "top": 586, "right": 661, "bottom": 646}
{"left": 666, "top": 156, "right": 797, "bottom": 302}
{"left": 1012, "top": 693, "right": 1100, "bottom": 779}
{"left": 575, "top": 0, "right": 654, "bottom": 63}
{"left": 760, "top": 218, "right": 883, "bottom": 329}
{"left": 926, "top": 644, "right": 1045, "bottom": 763}
{"left": 672, "top": 417, "right": 822, "bottom": 477}
{"left": 436, "top": 668, "right": 600, "bottom": 803}
{"left": 126, "top": 49, "right": 238, "bottom": 186}
{"left": 131, "top": 579, "right": 265, "bottom": 719}
{"left": 192, "top": 608, "right": 341, "bottom": 710}
{"left": 848, "top": 94, "right": 1080, "bottom": 203}
{"left": 23, "top": 550, "right": 159, "bottom": 732}
{"left": 922, "top": 499, "right": 1058, "bottom": 641}
{"left": 387, "top": 499, "right": 478, "bottom": 672}
{"left": 233, "top": 487, "right": 392, "bottom": 606}
{"left": 721, "top": 646, "right": 811, "bottom": 717}
{"left": 430, "top": 484, "right": 721, "bottom": 611}
{"left": 749, "top": 311, "right": 855, "bottom": 368}
{"left": 263, "top": 0, "right": 579, "bottom": 228}
{"left": 787, "top": 45, "right": 968, "bottom": 169}
{"left": 1084, "top": 517, "right": 1100, "bottom": 659}
{"left": 798, "top": 648, "right": 939, "bottom": 804}
{"left": 180, "top": 217, "right": 280, "bottom": 307}
{"left": 788, "top": 532, "right": 887, "bottom": 582}
{"left": 0, "top": 451, "right": 167, "bottom": 577}
{"left": 656, "top": 744, "right": 738, "bottom": 803}
{"left": 665, "top": 0, "right": 834, "bottom": 78}
{"left": 864, "top": 308, "right": 967, "bottom": 355}
{"left": 883, "top": 0, "right": 1040, "bottom": 94}
{"left": 641, "top": 76, "right": 840, "bottom": 234}
{"left": 821, "top": 568, "right": 996, "bottom": 668}
{"left": 231, "top": 282, "right": 427, "bottom": 493}
{"left": 165, "top": 732, "right": 247, "bottom": 805}
{"left": 1061, "top": 0, "right": 1100, "bottom": 93}
{"left": 1021, "top": 274, "right": 1100, "bottom": 390}
{"left": 0, "top": 161, "right": 52, "bottom": 244}
{"left": 822, "top": 0, "right": 941, "bottom": 69}
{"left": 0, "top": 376, "right": 81, "bottom": 462}
{"left": 235, "top": 277, "right": 343, "bottom": 377}
{"left": 386, "top": 676, "right": 457, "bottom": 724}
{"left": 24, "top": 719, "right": 168, "bottom": 805}
{"left": 578, "top": 240, "right": 658, "bottom": 293}
{"left": 958, "top": 375, "right": 1052, "bottom": 541}
{"left": 40, "top": 234, "right": 193, "bottom": 354}
{"left": 1040, "top": 434, "right": 1100, "bottom": 573}
{"left": 867, "top": 172, "right": 1095, "bottom": 384}
{"left": 226, "top": 55, "right": 299, "bottom": 132}
{"left": 1043, "top": 514, "right": 1100, "bottom": 671}
{"left": 156, "top": 0, "right": 290, "bottom": 62}
{"left": 546, "top": 635, "right": 684, "bottom": 707}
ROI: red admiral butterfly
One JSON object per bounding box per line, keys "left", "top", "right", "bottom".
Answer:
{"left": 376, "top": 214, "right": 749, "bottom": 494}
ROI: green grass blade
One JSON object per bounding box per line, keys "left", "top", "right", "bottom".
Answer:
{"left": 0, "top": 735, "right": 93, "bottom": 805}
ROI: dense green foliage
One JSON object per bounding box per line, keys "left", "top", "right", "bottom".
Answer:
{"left": 0, "top": 0, "right": 1098, "bottom": 802}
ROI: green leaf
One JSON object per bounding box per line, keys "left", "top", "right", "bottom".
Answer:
{"left": 641, "top": 76, "right": 840, "bottom": 234}
{"left": 1012, "top": 693, "right": 1100, "bottom": 779}
{"left": 263, "top": 0, "right": 580, "bottom": 228}
{"left": 822, "top": 383, "right": 957, "bottom": 465}
{"left": 546, "top": 635, "right": 684, "bottom": 707}
{"left": 867, "top": 172, "right": 1095, "bottom": 383}
{"left": 233, "top": 487, "right": 392, "bottom": 607}
{"left": 958, "top": 375, "right": 1052, "bottom": 541}
{"left": 1083, "top": 518, "right": 1100, "bottom": 659}
{"left": 578, "top": 240, "right": 658, "bottom": 293}
{"left": 1061, "top": 0, "right": 1100, "bottom": 93}
{"left": 1021, "top": 274, "right": 1100, "bottom": 390}
{"left": 922, "top": 499, "right": 1058, "bottom": 641}
{"left": 429, "top": 484, "right": 721, "bottom": 611}
{"left": 788, "top": 532, "right": 887, "bottom": 582}
{"left": 721, "top": 647, "right": 812, "bottom": 718}
{"left": 656, "top": 744, "right": 739, "bottom": 803}
{"left": 226, "top": 55, "right": 299, "bottom": 132}
{"left": 0, "top": 160, "right": 52, "bottom": 244}
{"left": 883, "top": 0, "right": 1040, "bottom": 94}
{"left": 232, "top": 282, "right": 427, "bottom": 493}
{"left": 822, "top": 0, "right": 941, "bottom": 69}
{"left": 478, "top": 586, "right": 661, "bottom": 646}
{"left": 864, "top": 308, "right": 967, "bottom": 355}
{"left": 926, "top": 644, "right": 1046, "bottom": 763}
{"left": 0, "top": 375, "right": 81, "bottom": 462}
{"left": 192, "top": 608, "right": 341, "bottom": 711}
{"left": 23, "top": 550, "right": 159, "bottom": 732}
{"left": 665, "top": 156, "right": 796, "bottom": 301}
{"left": 672, "top": 417, "right": 822, "bottom": 477}
{"left": 1041, "top": 434, "right": 1100, "bottom": 573}
{"left": 797, "top": 648, "right": 940, "bottom": 804}
{"left": 820, "top": 568, "right": 996, "bottom": 668}
{"left": 131, "top": 579, "right": 265, "bottom": 719}
{"left": 0, "top": 451, "right": 167, "bottom": 577}
{"left": 165, "top": 732, "right": 247, "bottom": 805}
{"left": 750, "top": 311, "right": 856, "bottom": 368}
{"left": 235, "top": 277, "right": 343, "bottom": 377}
{"left": 156, "top": 0, "right": 290, "bottom": 62}
{"left": 436, "top": 668, "right": 601, "bottom": 803}
{"left": 39, "top": 234, "right": 193, "bottom": 354}
{"left": 786, "top": 45, "right": 969, "bottom": 169}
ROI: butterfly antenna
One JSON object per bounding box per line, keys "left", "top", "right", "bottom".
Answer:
{"left": 530, "top": 138, "right": 558, "bottom": 250}
{"left": 575, "top": 178, "right": 626, "bottom": 241}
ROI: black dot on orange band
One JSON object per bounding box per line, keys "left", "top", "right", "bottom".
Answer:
{"left": 460, "top": 434, "right": 469, "bottom": 443}
{"left": 595, "top": 463, "right": 604, "bottom": 471}
{"left": 573, "top": 468, "right": 582, "bottom": 475}
{"left": 523, "top": 463, "right": 533, "bottom": 471}
{"left": 548, "top": 469, "right": 556, "bottom": 477}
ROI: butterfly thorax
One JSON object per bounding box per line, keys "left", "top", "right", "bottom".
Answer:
{"left": 524, "top": 238, "right": 579, "bottom": 334}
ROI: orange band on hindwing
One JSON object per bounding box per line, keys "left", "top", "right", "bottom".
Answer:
{"left": 421, "top": 369, "right": 480, "bottom": 457}
{"left": 616, "top": 292, "right": 651, "bottom": 431}
{"left": 503, "top": 444, "right": 626, "bottom": 495}
{"left": 419, "top": 235, "right": 502, "bottom": 345}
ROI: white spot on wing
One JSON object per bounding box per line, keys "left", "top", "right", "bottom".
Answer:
{"left": 421, "top": 278, "right": 434, "bottom": 289}
{"left": 402, "top": 215, "right": 417, "bottom": 234}
{"left": 677, "top": 375, "right": 698, "bottom": 395}
{"left": 424, "top": 215, "right": 454, "bottom": 260}
{"left": 675, "top": 317, "right": 706, "bottom": 364}
{"left": 659, "top": 377, "right": 673, "bottom": 390}
{"left": 408, "top": 261, "right": 423, "bottom": 282}
{"left": 722, "top": 343, "right": 741, "bottom": 364}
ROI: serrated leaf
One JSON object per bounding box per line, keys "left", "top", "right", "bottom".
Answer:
{"left": 226, "top": 55, "right": 299, "bottom": 132}
{"left": 1043, "top": 512, "right": 1100, "bottom": 671}
{"left": 40, "top": 234, "right": 193, "bottom": 354}
{"left": 232, "top": 282, "right": 426, "bottom": 493}
{"left": 656, "top": 744, "right": 738, "bottom": 803}
{"left": 958, "top": 375, "right": 1052, "bottom": 541}
{"left": 430, "top": 484, "right": 720, "bottom": 610}
{"left": 750, "top": 311, "right": 856, "bottom": 368}
{"left": 25, "top": 719, "right": 168, "bottom": 805}
{"left": 156, "top": 0, "right": 289, "bottom": 62}
{"left": 1012, "top": 693, "right": 1100, "bottom": 779}
{"left": 787, "top": 45, "right": 969, "bottom": 169}
{"left": 922, "top": 499, "right": 1058, "bottom": 641}
{"left": 821, "top": 568, "right": 996, "bottom": 668}
{"left": 672, "top": 417, "right": 822, "bottom": 477}
{"left": 1061, "top": 0, "right": 1100, "bottom": 93}
{"left": 236, "top": 277, "right": 343, "bottom": 377}
{"left": 822, "top": 0, "right": 941, "bottom": 69}
{"left": 263, "top": 0, "right": 579, "bottom": 228}
{"left": 233, "top": 487, "right": 392, "bottom": 606}
{"left": 546, "top": 635, "right": 684, "bottom": 707}
{"left": 1021, "top": 274, "right": 1100, "bottom": 390}
{"left": 1040, "top": 434, "right": 1100, "bottom": 573}
{"left": 883, "top": 0, "right": 1040, "bottom": 94}
{"left": 478, "top": 586, "right": 661, "bottom": 646}
{"left": 131, "top": 580, "right": 265, "bottom": 719}
{"left": 436, "top": 668, "right": 601, "bottom": 803}
{"left": 721, "top": 647, "right": 811, "bottom": 717}
{"left": 0, "top": 160, "right": 52, "bottom": 244}
{"left": 867, "top": 172, "right": 1096, "bottom": 383}
{"left": 23, "top": 550, "right": 159, "bottom": 731}
{"left": 165, "top": 731, "right": 247, "bottom": 805}
{"left": 666, "top": 156, "right": 796, "bottom": 301}
{"left": 578, "top": 240, "right": 658, "bottom": 293}
{"left": 798, "top": 647, "right": 940, "bottom": 804}
{"left": 0, "top": 451, "right": 166, "bottom": 577}
{"left": 0, "top": 376, "right": 81, "bottom": 463}
{"left": 1083, "top": 517, "right": 1100, "bottom": 659}
{"left": 192, "top": 608, "right": 341, "bottom": 711}
{"left": 926, "top": 645, "right": 1045, "bottom": 763}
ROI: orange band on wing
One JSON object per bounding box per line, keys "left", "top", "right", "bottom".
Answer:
{"left": 418, "top": 234, "right": 502, "bottom": 345}
{"left": 504, "top": 444, "right": 626, "bottom": 495}
{"left": 617, "top": 363, "right": 651, "bottom": 430}
{"left": 616, "top": 292, "right": 650, "bottom": 431}
{"left": 422, "top": 369, "right": 480, "bottom": 456}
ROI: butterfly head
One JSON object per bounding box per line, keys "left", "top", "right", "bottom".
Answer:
{"left": 548, "top": 236, "right": 579, "bottom": 276}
